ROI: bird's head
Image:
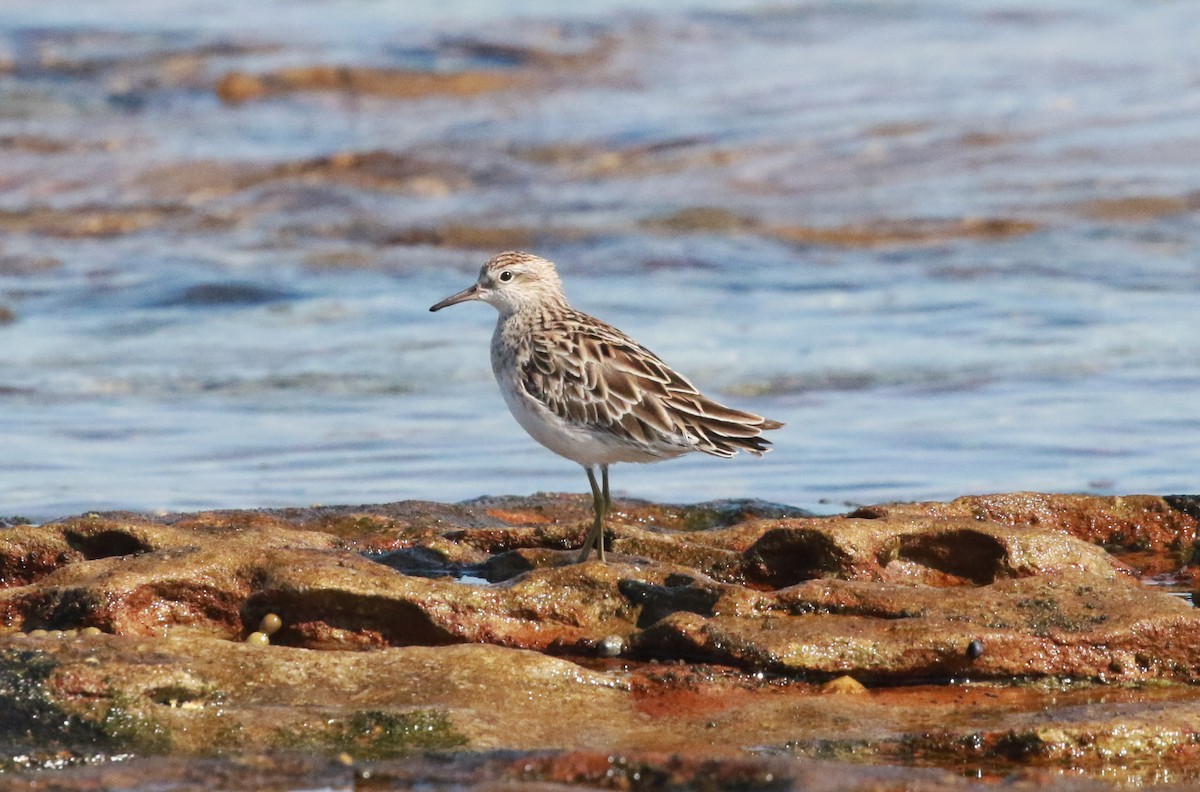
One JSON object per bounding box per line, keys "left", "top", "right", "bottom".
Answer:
{"left": 429, "top": 251, "right": 567, "bottom": 316}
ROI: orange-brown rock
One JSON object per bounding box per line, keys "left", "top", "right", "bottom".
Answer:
{"left": 641, "top": 208, "right": 1040, "bottom": 247}
{"left": 768, "top": 217, "right": 1040, "bottom": 247}
{"left": 869, "top": 492, "right": 1200, "bottom": 553}
{"left": 214, "top": 37, "right": 614, "bottom": 105}
{"left": 1075, "top": 192, "right": 1200, "bottom": 221}
{"left": 136, "top": 151, "right": 487, "bottom": 202}
{"left": 216, "top": 66, "right": 525, "bottom": 104}
{"left": 2, "top": 493, "right": 1200, "bottom": 786}
{"left": 0, "top": 205, "right": 187, "bottom": 238}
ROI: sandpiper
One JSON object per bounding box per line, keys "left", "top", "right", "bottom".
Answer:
{"left": 430, "top": 251, "right": 783, "bottom": 562}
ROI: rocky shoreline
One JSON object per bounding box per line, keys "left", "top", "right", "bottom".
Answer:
{"left": 2, "top": 492, "right": 1200, "bottom": 788}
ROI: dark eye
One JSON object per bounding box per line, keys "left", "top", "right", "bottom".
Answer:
{"left": 498, "top": 271, "right": 513, "bottom": 283}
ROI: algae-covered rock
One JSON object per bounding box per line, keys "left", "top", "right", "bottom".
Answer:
{"left": 0, "top": 634, "right": 624, "bottom": 761}
{"left": 0, "top": 494, "right": 1195, "bottom": 681}
{"left": 2, "top": 492, "right": 1200, "bottom": 785}
{"left": 876, "top": 492, "right": 1199, "bottom": 553}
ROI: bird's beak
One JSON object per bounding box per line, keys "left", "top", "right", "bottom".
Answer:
{"left": 429, "top": 283, "right": 482, "bottom": 312}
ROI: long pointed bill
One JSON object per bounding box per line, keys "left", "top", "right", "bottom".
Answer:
{"left": 429, "top": 283, "right": 482, "bottom": 312}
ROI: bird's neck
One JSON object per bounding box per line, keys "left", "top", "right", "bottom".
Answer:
{"left": 498, "top": 295, "right": 570, "bottom": 323}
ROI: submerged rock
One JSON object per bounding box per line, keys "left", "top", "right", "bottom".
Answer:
{"left": 0, "top": 205, "right": 187, "bottom": 238}
{"left": 216, "top": 66, "right": 526, "bottom": 104}
{"left": 641, "top": 209, "right": 1041, "bottom": 247}
{"left": 214, "top": 37, "right": 614, "bottom": 105}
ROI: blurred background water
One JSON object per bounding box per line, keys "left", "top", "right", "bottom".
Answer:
{"left": 0, "top": 0, "right": 1197, "bottom": 521}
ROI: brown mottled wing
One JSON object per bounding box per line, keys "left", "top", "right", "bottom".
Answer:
{"left": 520, "top": 310, "right": 782, "bottom": 458}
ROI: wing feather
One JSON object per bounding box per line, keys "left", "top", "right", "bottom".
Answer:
{"left": 519, "top": 309, "right": 782, "bottom": 457}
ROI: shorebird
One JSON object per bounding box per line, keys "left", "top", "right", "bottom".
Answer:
{"left": 430, "top": 251, "right": 782, "bottom": 562}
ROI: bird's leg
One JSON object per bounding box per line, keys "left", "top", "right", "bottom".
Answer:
{"left": 598, "top": 464, "right": 610, "bottom": 562}
{"left": 578, "top": 466, "right": 606, "bottom": 563}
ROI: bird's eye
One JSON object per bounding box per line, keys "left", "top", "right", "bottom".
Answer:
{"left": 498, "top": 271, "right": 514, "bottom": 283}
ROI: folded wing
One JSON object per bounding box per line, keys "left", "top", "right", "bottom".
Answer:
{"left": 520, "top": 311, "right": 783, "bottom": 459}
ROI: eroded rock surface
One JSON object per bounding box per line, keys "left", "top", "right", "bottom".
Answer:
{"left": 2, "top": 493, "right": 1199, "bottom": 786}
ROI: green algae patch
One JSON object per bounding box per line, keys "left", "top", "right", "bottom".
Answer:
{"left": 0, "top": 649, "right": 93, "bottom": 745}
{"left": 88, "top": 692, "right": 171, "bottom": 755}
{"left": 276, "top": 709, "right": 467, "bottom": 759}
{"left": 0, "top": 648, "right": 170, "bottom": 768}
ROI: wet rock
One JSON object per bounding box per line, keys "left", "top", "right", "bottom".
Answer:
{"left": 0, "top": 205, "right": 187, "bottom": 238}
{"left": 768, "top": 217, "right": 1040, "bottom": 247}
{"left": 518, "top": 136, "right": 735, "bottom": 179}
{"left": 739, "top": 511, "right": 1126, "bottom": 589}
{"left": 0, "top": 254, "right": 62, "bottom": 276}
{"left": 8, "top": 29, "right": 274, "bottom": 87}
{"left": 0, "top": 134, "right": 76, "bottom": 154}
{"left": 0, "top": 495, "right": 1194, "bottom": 681}
{"left": 0, "top": 513, "right": 183, "bottom": 588}
{"left": 640, "top": 210, "right": 1040, "bottom": 247}
{"left": 874, "top": 492, "right": 1200, "bottom": 553}
{"left": 959, "top": 130, "right": 1022, "bottom": 147}
{"left": 728, "top": 366, "right": 998, "bottom": 398}
{"left": 137, "top": 150, "right": 488, "bottom": 202}
{"left": 634, "top": 571, "right": 1198, "bottom": 681}
{"left": 760, "top": 682, "right": 1200, "bottom": 779}
{"left": 0, "top": 747, "right": 1127, "bottom": 791}
{"left": 216, "top": 66, "right": 527, "bottom": 104}
{"left": 642, "top": 207, "right": 758, "bottom": 234}
{"left": 1076, "top": 192, "right": 1200, "bottom": 221}
{"left": 0, "top": 636, "right": 618, "bottom": 758}
{"left": 0, "top": 522, "right": 339, "bottom": 638}
{"left": 215, "top": 37, "right": 614, "bottom": 105}
{"left": 385, "top": 224, "right": 537, "bottom": 250}
{"left": 867, "top": 121, "right": 932, "bottom": 138}
{"left": 150, "top": 282, "right": 295, "bottom": 308}
{"left": 440, "top": 35, "right": 616, "bottom": 71}
{"left": 3, "top": 494, "right": 1200, "bottom": 783}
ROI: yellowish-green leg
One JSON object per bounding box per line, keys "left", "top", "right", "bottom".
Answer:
{"left": 577, "top": 466, "right": 607, "bottom": 563}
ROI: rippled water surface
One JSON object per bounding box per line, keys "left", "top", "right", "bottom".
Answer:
{"left": 1, "top": 0, "right": 1197, "bottom": 520}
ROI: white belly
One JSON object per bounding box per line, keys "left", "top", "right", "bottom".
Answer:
{"left": 495, "top": 372, "right": 675, "bottom": 467}
{"left": 489, "top": 314, "right": 691, "bottom": 468}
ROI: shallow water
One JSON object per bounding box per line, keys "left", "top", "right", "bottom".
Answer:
{"left": 0, "top": 0, "right": 1198, "bottom": 521}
